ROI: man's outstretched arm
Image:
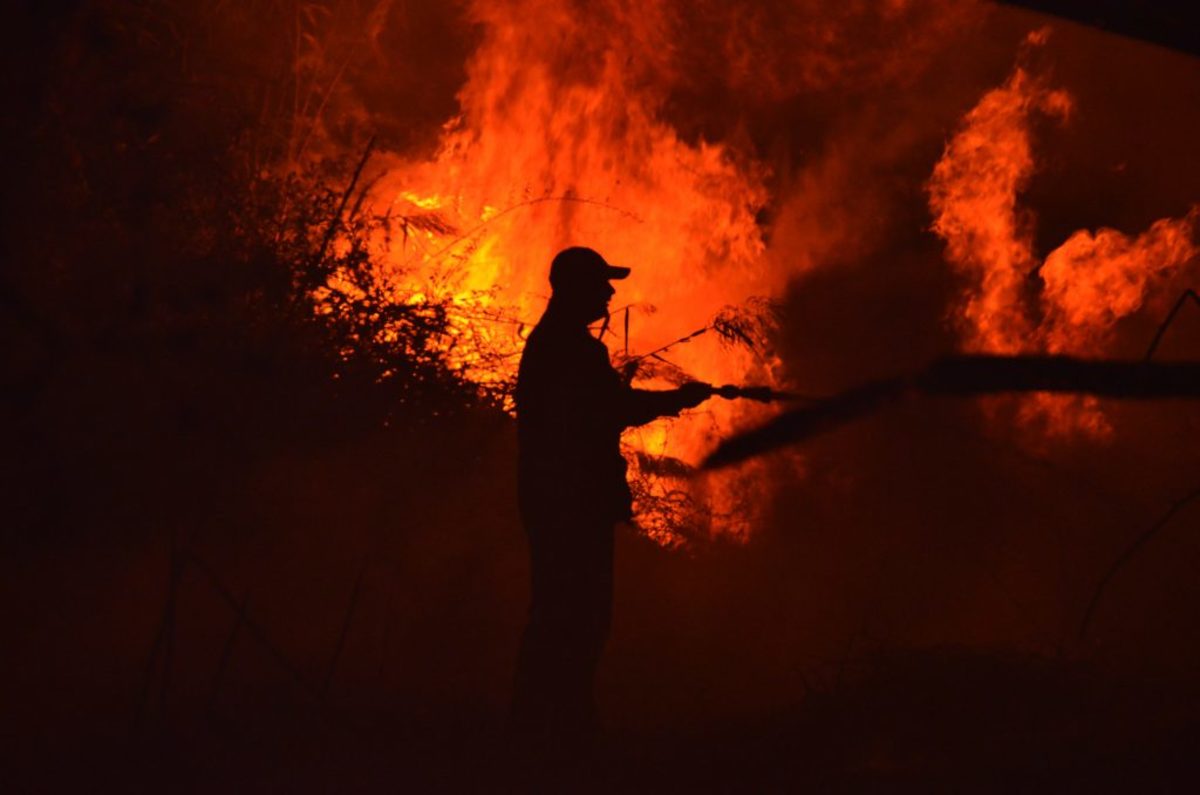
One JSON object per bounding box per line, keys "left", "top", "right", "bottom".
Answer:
{"left": 619, "top": 381, "right": 713, "bottom": 428}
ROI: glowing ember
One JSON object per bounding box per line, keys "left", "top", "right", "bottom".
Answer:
{"left": 929, "top": 30, "right": 1199, "bottom": 440}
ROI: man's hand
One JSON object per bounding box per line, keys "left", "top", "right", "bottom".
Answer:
{"left": 677, "top": 381, "right": 715, "bottom": 409}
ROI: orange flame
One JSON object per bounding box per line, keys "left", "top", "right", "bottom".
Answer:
{"left": 1040, "top": 215, "right": 1200, "bottom": 354}
{"left": 354, "top": 0, "right": 793, "bottom": 543}
{"left": 929, "top": 30, "right": 1198, "bottom": 439}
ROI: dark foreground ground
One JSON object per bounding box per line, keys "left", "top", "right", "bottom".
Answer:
{"left": 6, "top": 411, "right": 1200, "bottom": 793}
{"left": 8, "top": 648, "right": 1200, "bottom": 793}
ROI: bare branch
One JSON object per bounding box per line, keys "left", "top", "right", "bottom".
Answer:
{"left": 1078, "top": 484, "right": 1200, "bottom": 642}
{"left": 1144, "top": 288, "right": 1200, "bottom": 361}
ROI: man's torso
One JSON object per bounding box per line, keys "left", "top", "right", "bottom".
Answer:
{"left": 515, "top": 316, "right": 632, "bottom": 527}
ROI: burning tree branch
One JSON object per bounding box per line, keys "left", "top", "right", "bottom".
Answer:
{"left": 605, "top": 298, "right": 784, "bottom": 542}
{"left": 612, "top": 298, "right": 780, "bottom": 381}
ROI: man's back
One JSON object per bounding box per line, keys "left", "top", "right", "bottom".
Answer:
{"left": 515, "top": 312, "right": 633, "bottom": 529}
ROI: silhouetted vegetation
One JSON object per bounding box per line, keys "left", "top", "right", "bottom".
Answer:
{"left": 3, "top": 2, "right": 493, "bottom": 548}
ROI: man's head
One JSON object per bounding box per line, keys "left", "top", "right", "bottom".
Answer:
{"left": 547, "top": 246, "right": 629, "bottom": 323}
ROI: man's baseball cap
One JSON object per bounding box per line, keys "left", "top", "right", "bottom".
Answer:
{"left": 549, "top": 247, "right": 630, "bottom": 290}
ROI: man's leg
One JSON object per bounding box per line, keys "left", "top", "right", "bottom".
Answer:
{"left": 556, "top": 521, "right": 614, "bottom": 739}
{"left": 511, "top": 523, "right": 563, "bottom": 736}
{"left": 511, "top": 520, "right": 615, "bottom": 743}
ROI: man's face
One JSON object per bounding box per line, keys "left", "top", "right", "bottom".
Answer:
{"left": 581, "top": 278, "right": 616, "bottom": 323}
{"left": 552, "top": 274, "right": 618, "bottom": 324}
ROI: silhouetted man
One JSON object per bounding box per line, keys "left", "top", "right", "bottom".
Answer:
{"left": 512, "top": 246, "right": 713, "bottom": 746}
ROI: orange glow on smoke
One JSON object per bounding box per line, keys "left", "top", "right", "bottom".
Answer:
{"left": 929, "top": 30, "right": 1198, "bottom": 439}
{"left": 353, "top": 0, "right": 789, "bottom": 544}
